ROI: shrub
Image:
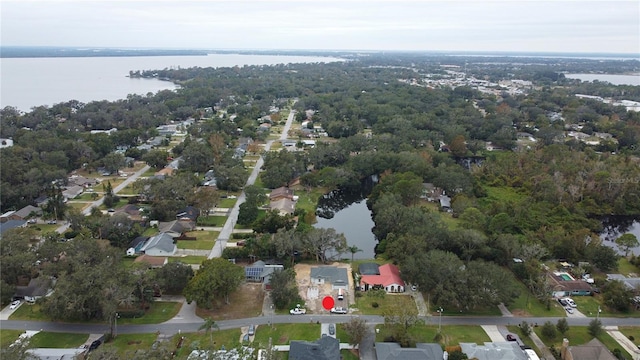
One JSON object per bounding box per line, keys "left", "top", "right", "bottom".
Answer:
{"left": 371, "top": 302, "right": 379, "bottom": 308}
{"left": 541, "top": 321, "right": 557, "bottom": 339}
{"left": 519, "top": 321, "right": 532, "bottom": 336}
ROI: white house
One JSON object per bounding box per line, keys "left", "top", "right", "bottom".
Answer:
{"left": 140, "top": 233, "right": 177, "bottom": 256}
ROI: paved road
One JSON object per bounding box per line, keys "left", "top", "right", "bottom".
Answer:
{"left": 2, "top": 315, "right": 638, "bottom": 336}
{"left": 208, "top": 109, "right": 296, "bottom": 259}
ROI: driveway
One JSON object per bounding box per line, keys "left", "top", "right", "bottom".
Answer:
{"left": 160, "top": 296, "right": 202, "bottom": 325}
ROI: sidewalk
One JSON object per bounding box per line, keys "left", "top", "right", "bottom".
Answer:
{"left": 605, "top": 326, "right": 640, "bottom": 360}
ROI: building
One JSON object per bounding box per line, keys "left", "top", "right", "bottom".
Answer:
{"left": 560, "top": 338, "right": 617, "bottom": 360}
{"left": 360, "top": 263, "right": 405, "bottom": 293}
{"left": 15, "top": 277, "right": 52, "bottom": 303}
{"left": 310, "top": 266, "right": 349, "bottom": 290}
{"left": 460, "top": 342, "right": 528, "bottom": 360}
{"left": 289, "top": 336, "right": 340, "bottom": 360}
{"left": 139, "top": 233, "right": 177, "bottom": 257}
{"left": 0, "top": 219, "right": 27, "bottom": 238}
{"left": 269, "top": 187, "right": 295, "bottom": 201}
{"left": 375, "top": 342, "right": 444, "bottom": 360}
{"left": 245, "top": 260, "right": 284, "bottom": 289}
{"left": 269, "top": 198, "right": 296, "bottom": 215}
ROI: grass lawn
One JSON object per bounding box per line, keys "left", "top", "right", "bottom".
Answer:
{"left": 118, "top": 302, "right": 182, "bottom": 325}
{"left": 618, "top": 326, "right": 640, "bottom": 348}
{"left": 254, "top": 323, "right": 320, "bottom": 344}
{"left": 197, "top": 215, "right": 227, "bottom": 227}
{"left": 508, "top": 280, "right": 566, "bottom": 317}
{"left": 375, "top": 324, "right": 490, "bottom": 347}
{"left": 341, "top": 349, "right": 359, "bottom": 360}
{"left": 354, "top": 294, "right": 416, "bottom": 315}
{"left": 617, "top": 257, "right": 640, "bottom": 276}
{"left": 169, "top": 256, "right": 208, "bottom": 265}
{"left": 142, "top": 167, "right": 158, "bottom": 177}
{"left": 235, "top": 210, "right": 266, "bottom": 229}
{"left": 533, "top": 325, "right": 633, "bottom": 359}
{"left": 143, "top": 227, "right": 159, "bottom": 236}
{"left": 29, "top": 332, "right": 88, "bottom": 348}
{"left": 116, "top": 184, "right": 139, "bottom": 195}
{"left": 101, "top": 333, "right": 158, "bottom": 356}
{"left": 28, "top": 223, "right": 60, "bottom": 233}
{"left": 219, "top": 198, "right": 238, "bottom": 208}
{"left": 100, "top": 198, "right": 128, "bottom": 210}
{"left": 10, "top": 301, "right": 180, "bottom": 324}
{"left": 173, "top": 329, "right": 243, "bottom": 358}
{"left": 176, "top": 231, "right": 218, "bottom": 250}
{"left": 0, "top": 329, "right": 24, "bottom": 348}
{"left": 572, "top": 295, "right": 640, "bottom": 318}
{"left": 67, "top": 202, "right": 89, "bottom": 210}
{"left": 74, "top": 193, "right": 100, "bottom": 201}
{"left": 295, "top": 187, "right": 327, "bottom": 221}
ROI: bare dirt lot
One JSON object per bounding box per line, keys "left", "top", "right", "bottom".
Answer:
{"left": 196, "top": 283, "right": 265, "bottom": 321}
{"left": 293, "top": 262, "right": 354, "bottom": 313}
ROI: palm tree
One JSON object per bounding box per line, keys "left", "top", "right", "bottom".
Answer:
{"left": 199, "top": 317, "right": 219, "bottom": 347}
{"left": 347, "top": 245, "right": 362, "bottom": 262}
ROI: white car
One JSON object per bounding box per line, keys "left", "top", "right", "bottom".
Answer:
{"left": 330, "top": 307, "right": 348, "bottom": 314}
{"left": 564, "top": 298, "right": 577, "bottom": 308}
{"left": 565, "top": 306, "right": 574, "bottom": 314}
{"left": 9, "top": 300, "right": 20, "bottom": 310}
{"left": 290, "top": 307, "right": 307, "bottom": 315}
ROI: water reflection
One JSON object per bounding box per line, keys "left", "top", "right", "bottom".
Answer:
{"left": 599, "top": 216, "right": 640, "bottom": 256}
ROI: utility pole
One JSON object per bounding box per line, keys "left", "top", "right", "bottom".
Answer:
{"left": 437, "top": 308, "right": 443, "bottom": 332}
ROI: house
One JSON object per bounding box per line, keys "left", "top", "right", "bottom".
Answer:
{"left": 375, "top": 342, "right": 444, "bottom": 360}
{"left": 0, "top": 210, "right": 19, "bottom": 223}
{"left": 358, "top": 263, "right": 381, "bottom": 275}
{"left": 68, "top": 176, "right": 98, "bottom": 188}
{"left": 245, "top": 260, "right": 284, "bottom": 289}
{"left": 439, "top": 195, "right": 451, "bottom": 211}
{"left": 159, "top": 220, "right": 196, "bottom": 237}
{"left": 310, "top": 266, "right": 349, "bottom": 290}
{"left": 560, "top": 338, "right": 617, "bottom": 360}
{"left": 460, "top": 342, "right": 528, "bottom": 360}
{"left": 549, "top": 272, "right": 594, "bottom": 297}
{"left": 34, "top": 195, "right": 49, "bottom": 207}
{"left": 127, "top": 236, "right": 149, "bottom": 256}
{"left": 289, "top": 336, "right": 340, "bottom": 360}
{"left": 134, "top": 254, "right": 168, "bottom": 268}
{"left": 62, "top": 185, "right": 84, "bottom": 200}
{"left": 116, "top": 204, "right": 145, "bottom": 222}
{"left": 139, "top": 233, "right": 177, "bottom": 256}
{"left": 13, "top": 205, "right": 43, "bottom": 220}
{"left": 0, "top": 220, "right": 27, "bottom": 237}
{"left": 15, "top": 277, "right": 52, "bottom": 303}
{"left": 269, "top": 187, "right": 294, "bottom": 201}
{"left": 360, "top": 263, "right": 405, "bottom": 293}
{"left": 606, "top": 274, "right": 640, "bottom": 292}
{"left": 269, "top": 198, "right": 296, "bottom": 215}
{"left": 155, "top": 167, "right": 175, "bottom": 177}
{"left": 176, "top": 206, "right": 200, "bottom": 222}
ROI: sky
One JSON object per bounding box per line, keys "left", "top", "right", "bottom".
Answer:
{"left": 1, "top": 0, "right": 639, "bottom": 54}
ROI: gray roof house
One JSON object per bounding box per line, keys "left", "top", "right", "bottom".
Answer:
{"left": 0, "top": 219, "right": 27, "bottom": 237}
{"left": 62, "top": 185, "right": 84, "bottom": 200}
{"left": 140, "top": 233, "right": 177, "bottom": 256}
{"left": 310, "top": 266, "right": 349, "bottom": 290}
{"left": 358, "top": 263, "right": 380, "bottom": 275}
{"left": 158, "top": 220, "right": 196, "bottom": 237}
{"left": 15, "top": 277, "right": 52, "bottom": 302}
{"left": 460, "top": 342, "right": 528, "bottom": 360}
{"left": 606, "top": 274, "right": 640, "bottom": 292}
{"left": 375, "top": 342, "right": 444, "bottom": 360}
{"left": 289, "top": 336, "right": 339, "bottom": 360}
{"left": 14, "top": 205, "right": 42, "bottom": 220}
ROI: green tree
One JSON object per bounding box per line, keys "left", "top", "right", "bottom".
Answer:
{"left": 301, "top": 227, "right": 348, "bottom": 263}
{"left": 602, "top": 280, "right": 634, "bottom": 312}
{"left": 343, "top": 317, "right": 368, "bottom": 349}
{"left": 556, "top": 318, "right": 569, "bottom": 335}
{"left": 269, "top": 268, "right": 301, "bottom": 310}
{"left": 383, "top": 302, "right": 422, "bottom": 347}
{"left": 616, "top": 233, "right": 639, "bottom": 257}
{"left": 102, "top": 152, "right": 125, "bottom": 174}
{"left": 184, "top": 258, "right": 245, "bottom": 308}
{"left": 519, "top": 321, "right": 532, "bottom": 336}
{"left": 142, "top": 149, "right": 169, "bottom": 169}
{"left": 588, "top": 319, "right": 603, "bottom": 337}
{"left": 155, "top": 262, "right": 194, "bottom": 294}
{"left": 347, "top": 245, "right": 362, "bottom": 262}
{"left": 199, "top": 317, "right": 219, "bottom": 347}
{"left": 237, "top": 202, "right": 259, "bottom": 226}
{"left": 541, "top": 321, "right": 557, "bottom": 339}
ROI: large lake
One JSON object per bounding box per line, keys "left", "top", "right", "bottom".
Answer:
{"left": 0, "top": 54, "right": 343, "bottom": 112}
{"left": 564, "top": 73, "right": 640, "bottom": 86}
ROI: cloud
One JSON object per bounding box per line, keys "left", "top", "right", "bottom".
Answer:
{"left": 1, "top": 0, "right": 638, "bottom": 53}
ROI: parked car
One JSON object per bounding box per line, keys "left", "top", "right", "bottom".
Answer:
{"left": 330, "top": 307, "right": 348, "bottom": 314}
{"left": 565, "top": 306, "right": 574, "bottom": 314}
{"left": 9, "top": 300, "right": 20, "bottom": 310}
{"left": 290, "top": 307, "right": 306, "bottom": 315}
{"left": 248, "top": 324, "right": 255, "bottom": 336}
{"left": 88, "top": 340, "right": 101, "bottom": 351}
{"left": 506, "top": 334, "right": 517, "bottom": 341}
{"left": 411, "top": 285, "right": 418, "bottom": 291}
{"left": 564, "top": 298, "right": 577, "bottom": 308}
{"left": 558, "top": 298, "right": 568, "bottom": 306}
{"left": 329, "top": 324, "right": 335, "bottom": 335}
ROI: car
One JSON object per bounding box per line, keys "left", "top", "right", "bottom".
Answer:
{"left": 506, "top": 334, "right": 517, "bottom": 341}
{"left": 242, "top": 334, "right": 250, "bottom": 343}
{"left": 558, "top": 298, "right": 568, "bottom": 306}
{"left": 107, "top": 208, "right": 115, "bottom": 213}
{"left": 411, "top": 285, "right": 418, "bottom": 291}
{"left": 46, "top": 220, "right": 57, "bottom": 224}
{"left": 328, "top": 324, "right": 335, "bottom": 335}
{"left": 9, "top": 300, "right": 20, "bottom": 310}
{"left": 565, "top": 306, "right": 574, "bottom": 314}
{"left": 330, "top": 307, "right": 348, "bottom": 314}
{"left": 88, "top": 340, "right": 101, "bottom": 351}
{"left": 248, "top": 324, "right": 255, "bottom": 336}
{"left": 564, "top": 298, "right": 577, "bottom": 308}
{"left": 290, "top": 307, "right": 306, "bottom": 315}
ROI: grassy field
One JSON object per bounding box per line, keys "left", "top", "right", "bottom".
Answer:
{"left": 375, "top": 324, "right": 490, "bottom": 346}
{"left": 508, "top": 280, "right": 566, "bottom": 317}
{"left": 0, "top": 329, "right": 24, "bottom": 348}
{"left": 169, "top": 256, "right": 208, "bottom": 265}
{"left": 197, "top": 215, "right": 227, "bottom": 227}
{"left": 101, "top": 333, "right": 159, "bottom": 356}
{"left": 10, "top": 301, "right": 180, "bottom": 324}
{"left": 219, "top": 197, "right": 238, "bottom": 208}
{"left": 173, "top": 329, "right": 243, "bottom": 358}
{"left": 254, "top": 323, "right": 320, "bottom": 344}
{"left": 176, "top": 231, "right": 218, "bottom": 250}
{"left": 196, "top": 283, "right": 264, "bottom": 321}
{"left": 573, "top": 295, "right": 640, "bottom": 318}
{"left": 295, "top": 187, "right": 327, "bottom": 221}
{"left": 354, "top": 293, "right": 416, "bottom": 315}
{"left": 533, "top": 325, "right": 632, "bottom": 359}
{"left": 617, "top": 257, "right": 640, "bottom": 276}
{"left": 618, "top": 326, "right": 640, "bottom": 348}
{"left": 29, "top": 332, "right": 88, "bottom": 348}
